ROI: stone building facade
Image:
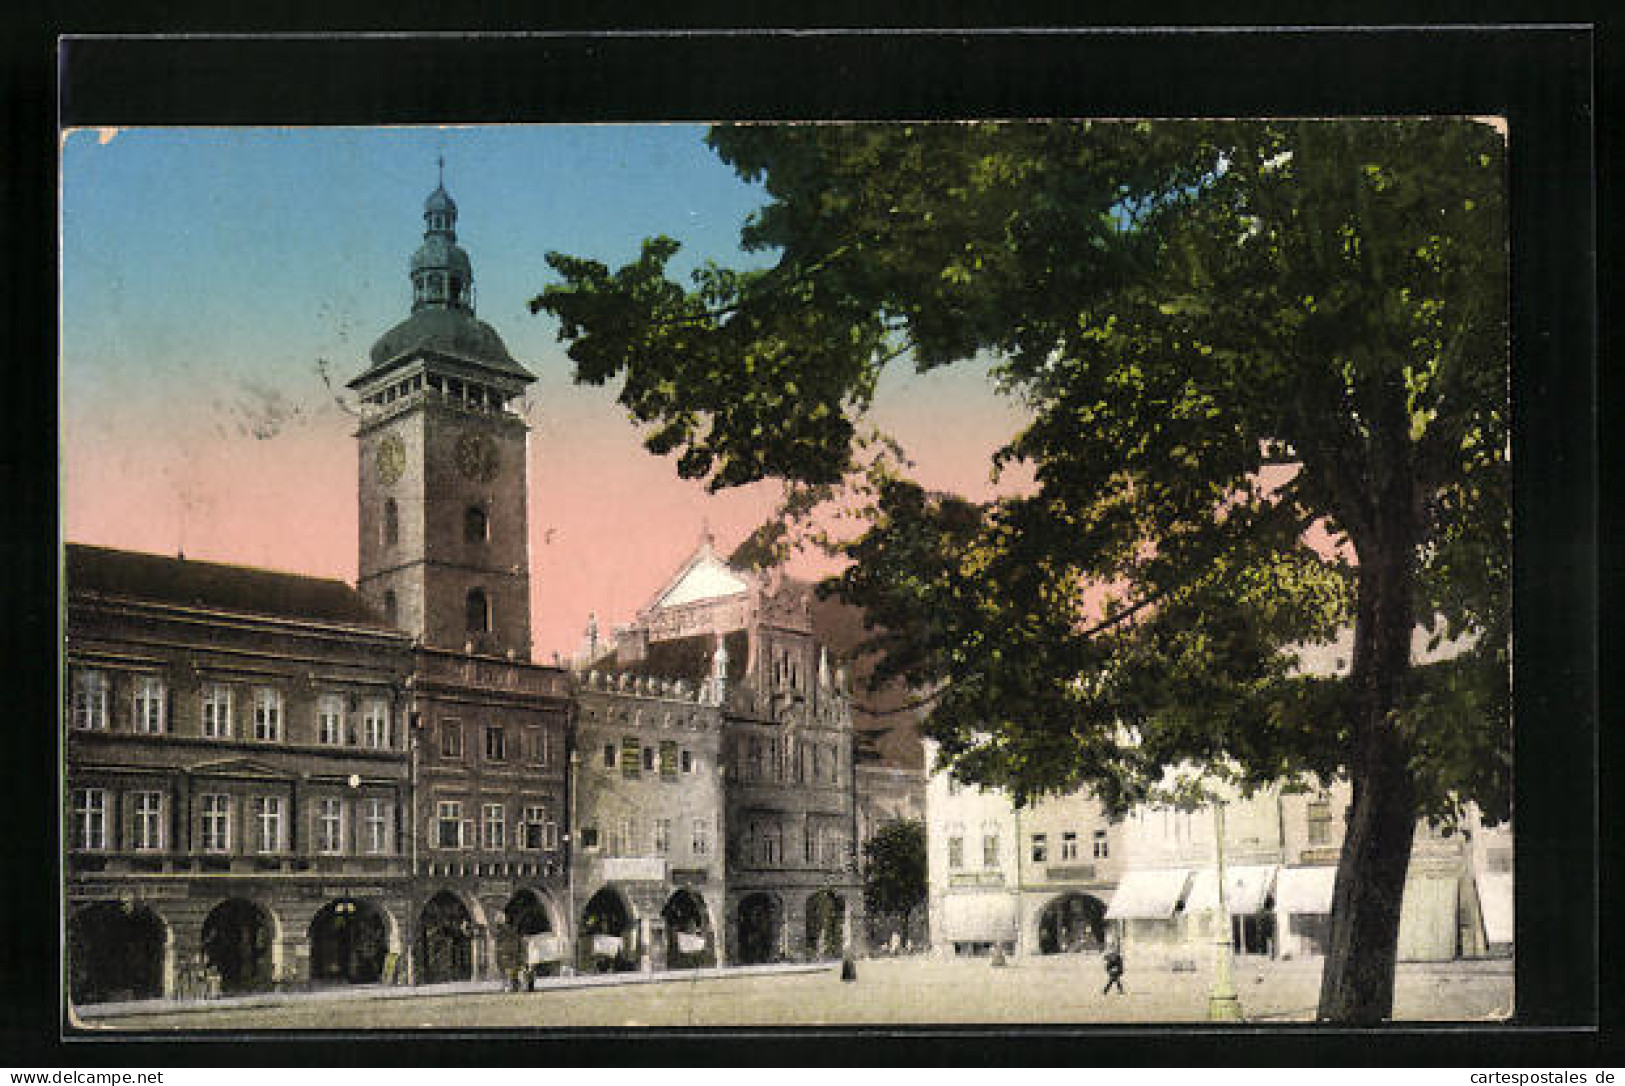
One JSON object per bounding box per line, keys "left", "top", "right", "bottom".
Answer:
{"left": 65, "top": 545, "right": 416, "bottom": 1003}
{"left": 581, "top": 537, "right": 864, "bottom": 964}
{"left": 570, "top": 673, "right": 727, "bottom": 972}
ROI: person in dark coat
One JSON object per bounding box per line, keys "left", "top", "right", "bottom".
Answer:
{"left": 1102, "top": 943, "right": 1126, "bottom": 995}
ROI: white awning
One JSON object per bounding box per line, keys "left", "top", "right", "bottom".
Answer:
{"left": 1476, "top": 871, "right": 1514, "bottom": 945}
{"left": 1105, "top": 869, "right": 1193, "bottom": 920}
{"left": 1185, "top": 865, "right": 1278, "bottom": 916}
{"left": 525, "top": 934, "right": 563, "bottom": 964}
{"left": 1274, "top": 865, "right": 1338, "bottom": 916}
{"left": 941, "top": 892, "right": 1018, "bottom": 942}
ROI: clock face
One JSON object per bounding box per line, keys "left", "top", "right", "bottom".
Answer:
{"left": 456, "top": 431, "right": 499, "bottom": 482}
{"left": 375, "top": 434, "right": 405, "bottom": 485}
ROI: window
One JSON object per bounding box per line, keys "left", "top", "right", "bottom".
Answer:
{"left": 383, "top": 498, "right": 399, "bottom": 546}
{"left": 132, "top": 792, "right": 165, "bottom": 851}
{"left": 362, "top": 700, "right": 390, "bottom": 749}
{"left": 317, "top": 695, "right": 345, "bottom": 746}
{"left": 252, "top": 688, "right": 282, "bottom": 742}
{"left": 201, "top": 794, "right": 232, "bottom": 853}
{"left": 804, "top": 823, "right": 817, "bottom": 863}
{"left": 485, "top": 726, "right": 506, "bottom": 762}
{"left": 72, "top": 671, "right": 108, "bottom": 731}
{"left": 1092, "top": 829, "right": 1109, "bottom": 859}
{"left": 760, "top": 823, "right": 782, "bottom": 865}
{"left": 482, "top": 803, "right": 505, "bottom": 850}
{"left": 691, "top": 818, "right": 710, "bottom": 856}
{"left": 201, "top": 684, "right": 233, "bottom": 738}
{"left": 464, "top": 506, "right": 488, "bottom": 543}
{"left": 253, "top": 796, "right": 285, "bottom": 853}
{"left": 580, "top": 824, "right": 599, "bottom": 851}
{"left": 522, "top": 805, "right": 547, "bottom": 850}
{"left": 363, "top": 799, "right": 392, "bottom": 855}
{"left": 1061, "top": 831, "right": 1079, "bottom": 861}
{"left": 465, "top": 588, "right": 489, "bottom": 634}
{"left": 317, "top": 797, "right": 344, "bottom": 854}
{"left": 440, "top": 720, "right": 463, "bottom": 759}
{"left": 602, "top": 742, "right": 616, "bottom": 769}
{"left": 642, "top": 746, "right": 655, "bottom": 772}
{"left": 437, "top": 801, "right": 465, "bottom": 849}
{"left": 72, "top": 788, "right": 107, "bottom": 850}
{"left": 609, "top": 817, "right": 634, "bottom": 857}
{"left": 132, "top": 676, "right": 167, "bottom": 734}
{"left": 1307, "top": 799, "right": 1333, "bottom": 846}
{"left": 1031, "top": 833, "right": 1049, "bottom": 864}
{"left": 383, "top": 589, "right": 398, "bottom": 624}
{"left": 653, "top": 818, "right": 671, "bottom": 854}
{"left": 621, "top": 736, "right": 641, "bottom": 778}
{"left": 680, "top": 749, "right": 694, "bottom": 774}
{"left": 982, "top": 829, "right": 1000, "bottom": 868}
{"left": 536, "top": 727, "right": 550, "bottom": 766}
{"left": 947, "top": 835, "right": 964, "bottom": 870}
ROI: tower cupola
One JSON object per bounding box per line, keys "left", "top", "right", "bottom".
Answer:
{"left": 410, "top": 158, "right": 475, "bottom": 314}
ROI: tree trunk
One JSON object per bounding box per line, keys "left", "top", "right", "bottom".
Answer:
{"left": 1316, "top": 517, "right": 1419, "bottom": 1023}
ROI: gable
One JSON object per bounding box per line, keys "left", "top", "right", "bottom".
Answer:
{"left": 649, "top": 554, "right": 749, "bottom": 611}
{"left": 187, "top": 757, "right": 295, "bottom": 781}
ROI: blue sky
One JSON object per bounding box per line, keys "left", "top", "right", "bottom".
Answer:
{"left": 60, "top": 124, "right": 1029, "bottom": 658}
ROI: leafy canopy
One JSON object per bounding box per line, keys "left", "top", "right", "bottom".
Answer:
{"left": 534, "top": 119, "right": 1509, "bottom": 823}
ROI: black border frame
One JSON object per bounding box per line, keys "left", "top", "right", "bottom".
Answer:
{"left": 4, "top": 20, "right": 1603, "bottom": 1067}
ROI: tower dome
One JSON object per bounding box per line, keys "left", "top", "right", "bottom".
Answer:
{"left": 410, "top": 160, "right": 475, "bottom": 315}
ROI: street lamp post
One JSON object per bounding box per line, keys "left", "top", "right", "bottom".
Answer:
{"left": 1207, "top": 800, "right": 1243, "bottom": 1021}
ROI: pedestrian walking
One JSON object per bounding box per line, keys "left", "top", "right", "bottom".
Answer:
{"left": 1102, "top": 944, "right": 1126, "bottom": 995}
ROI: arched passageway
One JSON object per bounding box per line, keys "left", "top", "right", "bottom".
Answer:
{"left": 202, "top": 898, "right": 276, "bottom": 994}
{"left": 68, "top": 902, "right": 167, "bottom": 1004}
{"left": 501, "top": 889, "right": 561, "bottom": 978}
{"left": 309, "top": 899, "right": 391, "bottom": 984}
{"left": 804, "top": 890, "right": 846, "bottom": 960}
{"left": 736, "top": 892, "right": 781, "bottom": 965}
{"left": 662, "top": 889, "right": 714, "bottom": 969}
{"left": 1037, "top": 893, "right": 1108, "bottom": 954}
{"left": 579, "top": 887, "right": 635, "bottom": 973}
{"left": 415, "top": 891, "right": 475, "bottom": 984}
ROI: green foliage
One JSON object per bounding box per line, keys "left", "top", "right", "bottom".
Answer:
{"left": 533, "top": 118, "right": 1510, "bottom": 822}
{"left": 861, "top": 819, "right": 928, "bottom": 923}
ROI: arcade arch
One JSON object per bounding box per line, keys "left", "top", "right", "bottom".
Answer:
{"left": 201, "top": 898, "right": 278, "bottom": 994}
{"left": 661, "top": 888, "right": 715, "bottom": 969}
{"left": 308, "top": 898, "right": 395, "bottom": 984}
{"left": 735, "top": 892, "right": 781, "bottom": 966}
{"left": 1036, "top": 893, "right": 1108, "bottom": 954}
{"left": 68, "top": 901, "right": 169, "bottom": 1004}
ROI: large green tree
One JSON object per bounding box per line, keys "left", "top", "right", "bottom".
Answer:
{"left": 534, "top": 120, "right": 1509, "bottom": 1023}
{"left": 861, "top": 819, "right": 928, "bottom": 940}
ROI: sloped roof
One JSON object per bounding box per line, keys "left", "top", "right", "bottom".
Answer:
{"left": 66, "top": 544, "right": 391, "bottom": 629}
{"left": 355, "top": 306, "right": 534, "bottom": 385}
{"left": 596, "top": 630, "right": 751, "bottom": 687}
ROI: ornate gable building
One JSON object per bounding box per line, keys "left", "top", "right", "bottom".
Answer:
{"left": 579, "top": 534, "right": 863, "bottom": 964}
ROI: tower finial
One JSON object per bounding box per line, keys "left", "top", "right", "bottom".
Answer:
{"left": 437, "top": 154, "right": 444, "bottom": 187}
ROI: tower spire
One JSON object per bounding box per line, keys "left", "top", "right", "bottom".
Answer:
{"left": 411, "top": 164, "right": 473, "bottom": 314}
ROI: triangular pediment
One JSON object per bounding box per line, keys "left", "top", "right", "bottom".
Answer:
{"left": 643, "top": 545, "right": 750, "bottom": 614}
{"left": 188, "top": 757, "right": 293, "bottom": 780}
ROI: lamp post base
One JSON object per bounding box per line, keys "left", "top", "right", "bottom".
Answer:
{"left": 1207, "top": 991, "right": 1244, "bottom": 1021}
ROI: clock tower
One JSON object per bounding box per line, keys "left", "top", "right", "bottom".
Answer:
{"left": 351, "top": 169, "right": 535, "bottom": 659}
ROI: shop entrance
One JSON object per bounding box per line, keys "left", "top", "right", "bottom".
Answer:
{"left": 415, "top": 891, "right": 475, "bottom": 984}
{"left": 309, "top": 899, "right": 390, "bottom": 984}
{"left": 1037, "top": 893, "right": 1108, "bottom": 954}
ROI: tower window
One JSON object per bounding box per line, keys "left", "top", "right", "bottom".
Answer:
{"left": 382, "top": 589, "right": 398, "bottom": 624}
{"left": 383, "top": 499, "right": 399, "bottom": 546}
{"left": 465, "top": 588, "right": 490, "bottom": 633}
{"left": 464, "top": 506, "right": 488, "bottom": 543}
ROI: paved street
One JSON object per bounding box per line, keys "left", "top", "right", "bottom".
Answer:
{"left": 76, "top": 954, "right": 1512, "bottom": 1030}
